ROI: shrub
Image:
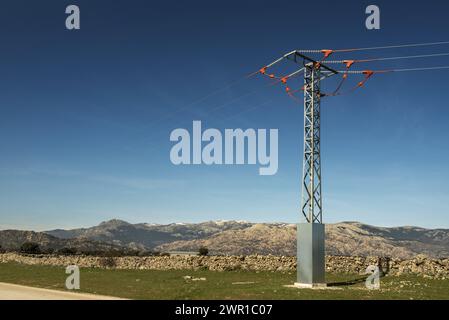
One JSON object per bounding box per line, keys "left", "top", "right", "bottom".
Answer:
{"left": 198, "top": 247, "right": 209, "bottom": 256}
{"left": 58, "top": 247, "right": 77, "bottom": 256}
{"left": 106, "top": 249, "right": 125, "bottom": 257}
{"left": 138, "top": 250, "right": 154, "bottom": 257}
{"left": 20, "top": 242, "right": 41, "bottom": 254}
{"left": 99, "top": 256, "right": 116, "bottom": 268}
{"left": 42, "top": 248, "right": 55, "bottom": 254}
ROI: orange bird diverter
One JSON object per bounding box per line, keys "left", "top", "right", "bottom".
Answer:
{"left": 321, "top": 49, "right": 334, "bottom": 58}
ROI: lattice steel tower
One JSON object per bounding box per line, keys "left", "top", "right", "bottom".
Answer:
{"left": 254, "top": 41, "right": 449, "bottom": 288}
{"left": 302, "top": 63, "right": 323, "bottom": 224}
{"left": 285, "top": 52, "right": 337, "bottom": 287}
{"left": 255, "top": 51, "right": 337, "bottom": 287}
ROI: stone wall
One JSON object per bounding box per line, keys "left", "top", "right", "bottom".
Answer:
{"left": 0, "top": 253, "right": 448, "bottom": 279}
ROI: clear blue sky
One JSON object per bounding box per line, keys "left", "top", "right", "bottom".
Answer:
{"left": 1, "top": 0, "right": 449, "bottom": 230}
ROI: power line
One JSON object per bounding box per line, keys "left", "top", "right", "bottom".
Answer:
{"left": 325, "top": 52, "right": 449, "bottom": 64}
{"left": 335, "top": 41, "right": 449, "bottom": 52}
{"left": 256, "top": 46, "right": 449, "bottom": 99}
{"left": 332, "top": 66, "right": 449, "bottom": 74}
{"left": 141, "top": 74, "right": 257, "bottom": 130}
{"left": 387, "top": 66, "right": 449, "bottom": 72}
{"left": 297, "top": 41, "right": 449, "bottom": 54}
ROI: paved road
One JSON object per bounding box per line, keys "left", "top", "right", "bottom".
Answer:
{"left": 0, "top": 282, "right": 125, "bottom": 300}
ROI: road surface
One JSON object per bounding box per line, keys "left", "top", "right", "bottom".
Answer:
{"left": 0, "top": 282, "right": 125, "bottom": 300}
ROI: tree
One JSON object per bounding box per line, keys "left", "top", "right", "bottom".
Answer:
{"left": 20, "top": 242, "right": 41, "bottom": 254}
{"left": 198, "top": 247, "right": 209, "bottom": 256}
{"left": 58, "top": 247, "right": 77, "bottom": 256}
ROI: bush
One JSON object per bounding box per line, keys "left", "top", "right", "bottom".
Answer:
{"left": 99, "top": 256, "right": 116, "bottom": 268}
{"left": 42, "top": 248, "right": 55, "bottom": 255}
{"left": 198, "top": 247, "right": 209, "bottom": 256}
{"left": 137, "top": 250, "right": 154, "bottom": 257}
{"left": 20, "top": 242, "right": 41, "bottom": 254}
{"left": 57, "top": 247, "right": 77, "bottom": 256}
{"left": 102, "top": 249, "right": 126, "bottom": 257}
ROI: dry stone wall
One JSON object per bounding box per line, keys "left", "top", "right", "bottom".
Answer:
{"left": 0, "top": 253, "right": 448, "bottom": 279}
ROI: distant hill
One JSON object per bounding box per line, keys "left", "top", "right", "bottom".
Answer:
{"left": 2, "top": 220, "right": 449, "bottom": 259}
{"left": 156, "top": 222, "right": 449, "bottom": 259}
{"left": 46, "top": 219, "right": 253, "bottom": 250}
{"left": 0, "top": 229, "right": 124, "bottom": 252}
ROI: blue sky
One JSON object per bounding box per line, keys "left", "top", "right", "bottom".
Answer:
{"left": 1, "top": 0, "right": 449, "bottom": 230}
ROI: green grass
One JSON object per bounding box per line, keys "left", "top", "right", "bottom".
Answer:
{"left": 1, "top": 262, "right": 448, "bottom": 299}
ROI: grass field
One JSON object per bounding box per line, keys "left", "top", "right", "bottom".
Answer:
{"left": 0, "top": 262, "right": 448, "bottom": 299}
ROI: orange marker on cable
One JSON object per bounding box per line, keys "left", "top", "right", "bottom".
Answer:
{"left": 343, "top": 60, "right": 355, "bottom": 68}
{"left": 363, "top": 70, "right": 374, "bottom": 77}
{"left": 321, "top": 49, "right": 334, "bottom": 59}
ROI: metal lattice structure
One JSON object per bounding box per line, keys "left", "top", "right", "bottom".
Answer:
{"left": 283, "top": 52, "right": 337, "bottom": 224}
{"left": 257, "top": 51, "right": 338, "bottom": 225}
{"left": 302, "top": 64, "right": 323, "bottom": 223}
{"left": 255, "top": 51, "right": 337, "bottom": 286}
{"left": 253, "top": 41, "right": 449, "bottom": 286}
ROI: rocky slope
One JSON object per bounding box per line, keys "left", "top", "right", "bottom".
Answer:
{"left": 155, "top": 222, "right": 449, "bottom": 259}
{"left": 42, "top": 219, "right": 449, "bottom": 259}
{"left": 46, "top": 219, "right": 252, "bottom": 250}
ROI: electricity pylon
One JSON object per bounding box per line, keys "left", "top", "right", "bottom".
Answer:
{"left": 302, "top": 62, "right": 323, "bottom": 224}
{"left": 295, "top": 56, "right": 336, "bottom": 287}
{"left": 255, "top": 41, "right": 449, "bottom": 287}
{"left": 258, "top": 51, "right": 338, "bottom": 287}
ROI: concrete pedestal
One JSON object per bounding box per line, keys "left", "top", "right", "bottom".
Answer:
{"left": 292, "top": 282, "right": 327, "bottom": 289}
{"left": 296, "top": 223, "right": 326, "bottom": 286}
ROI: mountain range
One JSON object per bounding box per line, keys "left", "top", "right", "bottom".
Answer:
{"left": 0, "top": 229, "right": 122, "bottom": 252}
{"left": 1, "top": 219, "right": 448, "bottom": 259}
